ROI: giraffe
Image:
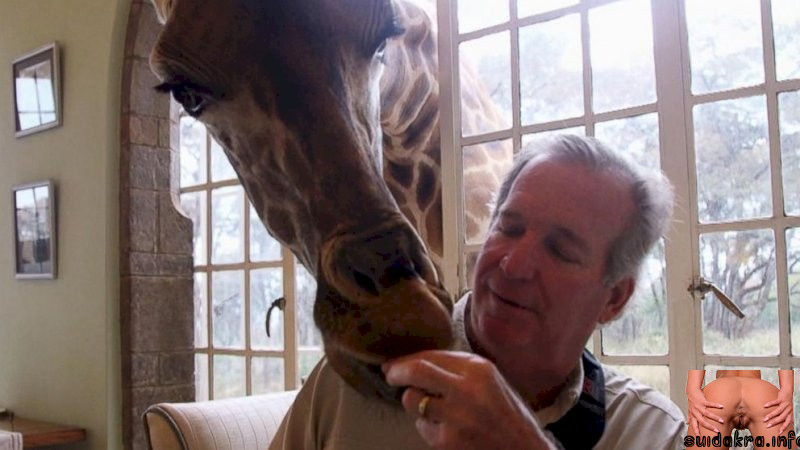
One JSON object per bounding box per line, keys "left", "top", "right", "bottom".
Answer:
{"left": 379, "top": 0, "right": 512, "bottom": 264}
{"left": 148, "top": 0, "right": 510, "bottom": 402}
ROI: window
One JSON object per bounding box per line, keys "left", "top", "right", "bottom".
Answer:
{"left": 175, "top": 0, "right": 800, "bottom": 413}
{"left": 178, "top": 115, "right": 323, "bottom": 399}
{"left": 437, "top": 0, "right": 800, "bottom": 415}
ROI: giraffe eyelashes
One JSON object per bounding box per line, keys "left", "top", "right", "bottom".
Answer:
{"left": 154, "top": 81, "right": 211, "bottom": 117}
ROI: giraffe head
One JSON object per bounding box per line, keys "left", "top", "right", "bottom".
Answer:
{"left": 149, "top": 0, "right": 454, "bottom": 401}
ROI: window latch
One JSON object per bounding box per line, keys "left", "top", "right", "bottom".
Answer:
{"left": 265, "top": 296, "right": 286, "bottom": 338}
{"left": 687, "top": 276, "right": 745, "bottom": 319}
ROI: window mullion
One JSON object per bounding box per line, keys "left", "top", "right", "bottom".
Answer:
{"left": 437, "top": 0, "right": 465, "bottom": 295}
{"left": 651, "top": 0, "right": 697, "bottom": 408}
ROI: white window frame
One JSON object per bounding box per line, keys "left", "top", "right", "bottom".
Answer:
{"left": 436, "top": 0, "right": 800, "bottom": 413}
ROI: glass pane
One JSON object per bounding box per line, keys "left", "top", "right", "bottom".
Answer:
{"left": 685, "top": 0, "right": 764, "bottom": 94}
{"left": 789, "top": 229, "right": 800, "bottom": 354}
{"left": 210, "top": 138, "right": 237, "bottom": 182}
{"left": 594, "top": 113, "right": 660, "bottom": 170}
{"left": 694, "top": 97, "right": 771, "bottom": 223}
{"left": 519, "top": 14, "right": 583, "bottom": 125}
{"left": 772, "top": 0, "right": 800, "bottom": 81}
{"left": 180, "top": 191, "right": 207, "bottom": 265}
{"left": 213, "top": 354, "right": 245, "bottom": 399}
{"left": 518, "top": 0, "right": 577, "bottom": 18}
{"left": 589, "top": 0, "right": 656, "bottom": 113}
{"left": 602, "top": 239, "right": 667, "bottom": 355}
{"left": 212, "top": 270, "right": 244, "bottom": 349}
{"left": 179, "top": 116, "right": 207, "bottom": 187}
{"left": 521, "top": 126, "right": 586, "bottom": 148}
{"left": 463, "top": 139, "right": 513, "bottom": 245}
{"left": 250, "top": 203, "right": 282, "bottom": 262}
{"left": 457, "top": 0, "right": 508, "bottom": 34}
{"left": 252, "top": 357, "right": 284, "bottom": 394}
{"left": 298, "top": 349, "right": 325, "bottom": 385}
{"left": 607, "top": 365, "right": 669, "bottom": 397}
{"left": 460, "top": 32, "right": 512, "bottom": 136}
{"left": 251, "top": 268, "right": 284, "bottom": 351}
{"left": 211, "top": 186, "right": 244, "bottom": 264}
{"left": 195, "top": 353, "right": 209, "bottom": 401}
{"left": 194, "top": 272, "right": 208, "bottom": 348}
{"left": 700, "top": 230, "right": 777, "bottom": 356}
{"left": 779, "top": 90, "right": 800, "bottom": 216}
{"left": 296, "top": 263, "right": 322, "bottom": 347}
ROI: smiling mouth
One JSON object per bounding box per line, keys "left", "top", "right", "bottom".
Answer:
{"left": 491, "top": 290, "right": 533, "bottom": 313}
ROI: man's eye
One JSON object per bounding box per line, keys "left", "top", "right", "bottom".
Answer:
{"left": 546, "top": 240, "right": 578, "bottom": 264}
{"left": 498, "top": 224, "right": 524, "bottom": 237}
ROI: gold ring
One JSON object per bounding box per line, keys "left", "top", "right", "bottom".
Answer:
{"left": 418, "top": 395, "right": 432, "bottom": 417}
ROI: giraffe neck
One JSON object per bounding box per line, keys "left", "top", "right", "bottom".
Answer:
{"left": 379, "top": 0, "right": 513, "bottom": 267}
{"left": 380, "top": 0, "right": 443, "bottom": 262}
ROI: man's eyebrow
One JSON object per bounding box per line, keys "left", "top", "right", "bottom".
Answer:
{"left": 552, "top": 225, "right": 591, "bottom": 256}
{"left": 498, "top": 210, "right": 524, "bottom": 221}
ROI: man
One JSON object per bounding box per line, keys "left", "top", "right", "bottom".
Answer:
{"left": 271, "top": 135, "right": 686, "bottom": 449}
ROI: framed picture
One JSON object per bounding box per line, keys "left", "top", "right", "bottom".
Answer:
{"left": 13, "top": 181, "right": 57, "bottom": 279}
{"left": 12, "top": 42, "right": 61, "bottom": 138}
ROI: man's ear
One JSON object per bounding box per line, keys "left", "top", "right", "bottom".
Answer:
{"left": 598, "top": 277, "right": 635, "bottom": 324}
{"left": 150, "top": 0, "right": 175, "bottom": 24}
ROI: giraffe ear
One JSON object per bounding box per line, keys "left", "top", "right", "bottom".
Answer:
{"left": 149, "top": 0, "right": 174, "bottom": 24}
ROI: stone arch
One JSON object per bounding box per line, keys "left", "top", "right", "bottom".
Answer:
{"left": 119, "top": 1, "right": 194, "bottom": 448}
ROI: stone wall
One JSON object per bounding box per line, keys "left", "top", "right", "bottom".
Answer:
{"left": 119, "top": 1, "right": 195, "bottom": 448}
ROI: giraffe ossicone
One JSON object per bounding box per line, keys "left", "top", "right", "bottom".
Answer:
{"left": 148, "top": 0, "right": 462, "bottom": 402}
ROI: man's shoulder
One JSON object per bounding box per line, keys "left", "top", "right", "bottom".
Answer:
{"left": 601, "top": 364, "right": 685, "bottom": 424}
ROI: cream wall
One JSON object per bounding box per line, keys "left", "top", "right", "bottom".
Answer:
{"left": 0, "top": 1, "right": 128, "bottom": 449}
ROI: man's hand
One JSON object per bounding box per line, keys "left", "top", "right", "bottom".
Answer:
{"left": 764, "top": 388, "right": 794, "bottom": 435}
{"left": 686, "top": 384, "right": 724, "bottom": 436}
{"left": 382, "top": 350, "right": 556, "bottom": 450}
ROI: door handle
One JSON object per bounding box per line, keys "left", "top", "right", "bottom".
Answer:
{"left": 687, "top": 276, "right": 745, "bottom": 319}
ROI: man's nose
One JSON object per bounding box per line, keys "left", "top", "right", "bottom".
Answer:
{"left": 499, "top": 239, "right": 538, "bottom": 279}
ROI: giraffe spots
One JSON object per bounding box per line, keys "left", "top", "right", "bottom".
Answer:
{"left": 401, "top": 94, "right": 438, "bottom": 150}
{"left": 399, "top": 76, "right": 430, "bottom": 126}
{"left": 463, "top": 144, "right": 489, "bottom": 168}
{"left": 425, "top": 195, "right": 443, "bottom": 257}
{"left": 416, "top": 163, "right": 436, "bottom": 209}
{"left": 387, "top": 161, "right": 414, "bottom": 189}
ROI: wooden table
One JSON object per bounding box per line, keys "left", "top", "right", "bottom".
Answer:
{"left": 0, "top": 416, "right": 86, "bottom": 448}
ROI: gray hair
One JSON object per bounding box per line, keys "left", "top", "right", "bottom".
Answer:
{"left": 491, "top": 134, "right": 674, "bottom": 286}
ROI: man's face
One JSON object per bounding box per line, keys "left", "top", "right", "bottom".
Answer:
{"left": 468, "top": 160, "right": 635, "bottom": 384}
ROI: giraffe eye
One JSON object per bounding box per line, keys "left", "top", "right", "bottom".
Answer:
{"left": 155, "top": 81, "right": 210, "bottom": 117}
{"left": 172, "top": 85, "right": 207, "bottom": 116}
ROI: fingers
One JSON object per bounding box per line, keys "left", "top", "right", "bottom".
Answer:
{"left": 779, "top": 416, "right": 793, "bottom": 435}
{"left": 401, "top": 387, "right": 441, "bottom": 422}
{"left": 763, "top": 404, "right": 789, "bottom": 423}
{"left": 383, "top": 356, "right": 461, "bottom": 395}
{"left": 702, "top": 400, "right": 724, "bottom": 409}
{"left": 691, "top": 417, "right": 700, "bottom": 437}
{"left": 765, "top": 408, "right": 790, "bottom": 429}
{"left": 690, "top": 407, "right": 720, "bottom": 433}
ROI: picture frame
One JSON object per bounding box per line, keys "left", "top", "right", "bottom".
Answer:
{"left": 12, "top": 180, "right": 57, "bottom": 280}
{"left": 12, "top": 42, "right": 61, "bottom": 138}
